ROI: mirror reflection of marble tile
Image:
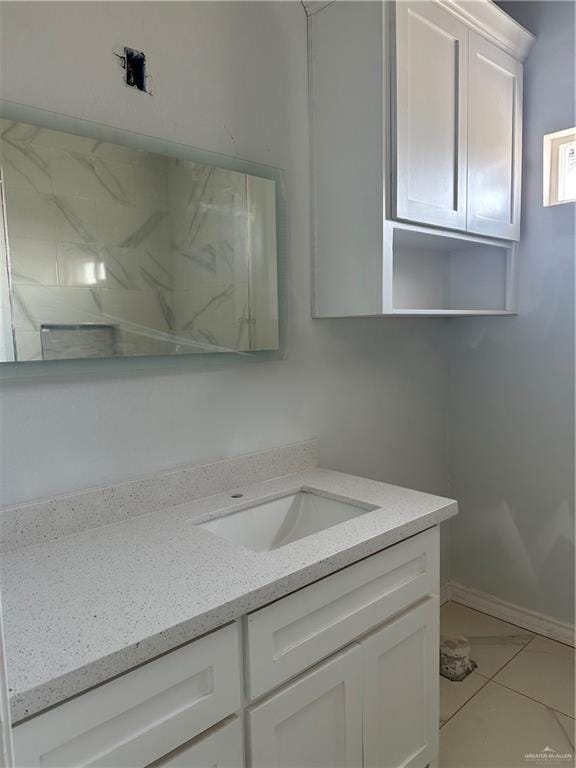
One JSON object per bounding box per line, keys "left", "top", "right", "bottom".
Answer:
{"left": 3, "top": 120, "right": 97, "bottom": 155}
{"left": 101, "top": 289, "right": 174, "bottom": 334}
{"left": 102, "top": 206, "right": 170, "bottom": 253}
{"left": 9, "top": 237, "right": 58, "bottom": 286}
{"left": 5, "top": 188, "right": 102, "bottom": 244}
{"left": 13, "top": 331, "right": 42, "bottom": 362}
{"left": 12, "top": 286, "right": 102, "bottom": 333}
{"left": 0, "top": 140, "right": 53, "bottom": 195}
{"left": 49, "top": 149, "right": 134, "bottom": 205}
{"left": 57, "top": 243, "right": 142, "bottom": 290}
{"left": 132, "top": 161, "right": 169, "bottom": 204}
{"left": 1, "top": 117, "right": 280, "bottom": 361}
{"left": 140, "top": 250, "right": 174, "bottom": 291}
{"left": 118, "top": 328, "right": 180, "bottom": 357}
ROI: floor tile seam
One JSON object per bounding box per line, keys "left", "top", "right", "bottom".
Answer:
{"left": 438, "top": 675, "right": 491, "bottom": 731}
{"left": 488, "top": 677, "right": 575, "bottom": 721}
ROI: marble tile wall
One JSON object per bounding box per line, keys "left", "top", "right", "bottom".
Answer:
{"left": 0, "top": 119, "right": 279, "bottom": 360}
{"left": 169, "top": 162, "right": 251, "bottom": 352}
{"left": 1, "top": 119, "right": 174, "bottom": 360}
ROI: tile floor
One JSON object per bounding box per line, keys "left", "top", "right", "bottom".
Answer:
{"left": 439, "top": 601, "right": 575, "bottom": 768}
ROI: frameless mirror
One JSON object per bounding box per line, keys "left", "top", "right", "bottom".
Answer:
{"left": 0, "top": 117, "right": 280, "bottom": 362}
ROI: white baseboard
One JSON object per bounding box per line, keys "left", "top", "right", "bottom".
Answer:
{"left": 440, "top": 582, "right": 452, "bottom": 606}
{"left": 445, "top": 581, "right": 575, "bottom": 647}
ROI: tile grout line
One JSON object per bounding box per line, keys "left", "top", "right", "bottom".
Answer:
{"left": 484, "top": 631, "right": 574, "bottom": 717}
{"left": 443, "top": 600, "right": 537, "bottom": 681}
{"left": 439, "top": 628, "right": 539, "bottom": 729}
{"left": 440, "top": 677, "right": 575, "bottom": 749}
{"left": 449, "top": 601, "right": 539, "bottom": 649}
{"left": 489, "top": 677, "right": 575, "bottom": 721}
{"left": 474, "top": 635, "right": 537, "bottom": 683}
{"left": 439, "top": 674, "right": 491, "bottom": 730}
{"left": 438, "top": 604, "right": 544, "bottom": 732}
{"left": 439, "top": 603, "right": 574, "bottom": 736}
{"left": 551, "top": 707, "right": 576, "bottom": 752}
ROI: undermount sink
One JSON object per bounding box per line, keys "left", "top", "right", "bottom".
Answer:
{"left": 197, "top": 490, "right": 377, "bottom": 552}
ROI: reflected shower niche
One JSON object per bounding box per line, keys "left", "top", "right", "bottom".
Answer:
{"left": 0, "top": 112, "right": 281, "bottom": 363}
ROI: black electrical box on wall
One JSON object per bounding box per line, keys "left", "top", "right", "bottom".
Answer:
{"left": 124, "top": 48, "right": 146, "bottom": 92}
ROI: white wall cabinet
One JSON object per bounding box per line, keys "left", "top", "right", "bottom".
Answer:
{"left": 394, "top": 1, "right": 469, "bottom": 232}
{"left": 309, "top": 0, "right": 534, "bottom": 318}
{"left": 467, "top": 33, "right": 523, "bottom": 239}
{"left": 13, "top": 528, "right": 441, "bottom": 768}
{"left": 394, "top": 3, "right": 524, "bottom": 241}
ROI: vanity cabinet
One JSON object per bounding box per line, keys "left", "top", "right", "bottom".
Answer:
{"left": 12, "top": 527, "right": 440, "bottom": 768}
{"left": 309, "top": 0, "right": 533, "bottom": 317}
{"left": 248, "top": 599, "right": 438, "bottom": 768}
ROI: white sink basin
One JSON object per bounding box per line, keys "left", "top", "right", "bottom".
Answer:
{"left": 198, "top": 490, "right": 377, "bottom": 552}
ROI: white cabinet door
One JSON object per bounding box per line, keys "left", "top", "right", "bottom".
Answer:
{"left": 247, "top": 645, "right": 362, "bottom": 768}
{"left": 150, "top": 718, "right": 244, "bottom": 768}
{"left": 394, "top": 1, "right": 468, "bottom": 231}
{"left": 362, "top": 599, "right": 439, "bottom": 768}
{"left": 467, "top": 32, "right": 523, "bottom": 240}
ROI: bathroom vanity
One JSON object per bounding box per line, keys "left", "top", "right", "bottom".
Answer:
{"left": 1, "top": 442, "right": 457, "bottom": 768}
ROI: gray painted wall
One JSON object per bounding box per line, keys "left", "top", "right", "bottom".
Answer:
{"left": 0, "top": 2, "right": 451, "bottom": 575}
{"left": 449, "top": 1, "right": 575, "bottom": 623}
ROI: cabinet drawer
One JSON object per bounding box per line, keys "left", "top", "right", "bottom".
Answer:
{"left": 245, "top": 527, "right": 438, "bottom": 699}
{"left": 149, "top": 717, "right": 244, "bottom": 768}
{"left": 14, "top": 623, "right": 242, "bottom": 768}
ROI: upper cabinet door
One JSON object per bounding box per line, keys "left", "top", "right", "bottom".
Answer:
{"left": 467, "top": 33, "right": 523, "bottom": 240}
{"left": 394, "top": 1, "right": 468, "bottom": 231}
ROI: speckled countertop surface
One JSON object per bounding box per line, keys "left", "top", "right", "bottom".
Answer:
{"left": 1, "top": 468, "right": 457, "bottom": 722}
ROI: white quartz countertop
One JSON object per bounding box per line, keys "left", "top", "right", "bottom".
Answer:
{"left": 1, "top": 468, "right": 457, "bottom": 722}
